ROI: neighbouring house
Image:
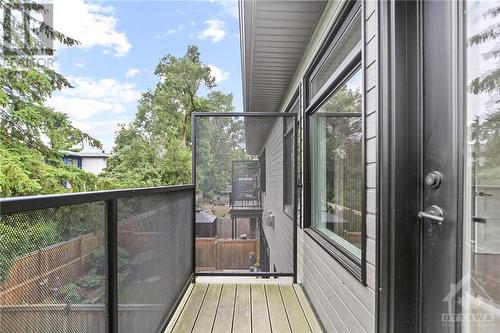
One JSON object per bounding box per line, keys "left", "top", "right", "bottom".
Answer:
{"left": 62, "top": 151, "right": 110, "bottom": 175}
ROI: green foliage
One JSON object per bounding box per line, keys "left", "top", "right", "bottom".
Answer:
{"left": 195, "top": 113, "right": 247, "bottom": 196}
{"left": 105, "top": 46, "right": 237, "bottom": 189}
{"left": 90, "top": 246, "right": 130, "bottom": 276}
{"left": 60, "top": 283, "right": 82, "bottom": 304}
{"left": 0, "top": 0, "right": 110, "bottom": 197}
{"left": 0, "top": 141, "right": 115, "bottom": 196}
{"left": 77, "top": 270, "right": 103, "bottom": 289}
{"left": 0, "top": 219, "right": 60, "bottom": 282}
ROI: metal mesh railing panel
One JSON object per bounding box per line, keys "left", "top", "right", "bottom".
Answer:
{"left": 0, "top": 202, "right": 107, "bottom": 333}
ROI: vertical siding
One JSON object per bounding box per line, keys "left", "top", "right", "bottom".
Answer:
{"left": 259, "top": 1, "right": 379, "bottom": 332}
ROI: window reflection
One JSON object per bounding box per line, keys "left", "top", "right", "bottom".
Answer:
{"left": 464, "top": 1, "right": 500, "bottom": 330}
{"left": 310, "top": 69, "right": 362, "bottom": 258}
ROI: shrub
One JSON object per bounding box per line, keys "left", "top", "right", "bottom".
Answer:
{"left": 60, "top": 283, "right": 82, "bottom": 304}
{"left": 89, "top": 246, "right": 130, "bottom": 276}
{"left": 77, "top": 271, "right": 103, "bottom": 289}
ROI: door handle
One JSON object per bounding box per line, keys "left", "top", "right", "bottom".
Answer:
{"left": 418, "top": 205, "right": 445, "bottom": 223}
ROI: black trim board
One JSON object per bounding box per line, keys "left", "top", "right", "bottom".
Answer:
{"left": 377, "top": 1, "right": 421, "bottom": 332}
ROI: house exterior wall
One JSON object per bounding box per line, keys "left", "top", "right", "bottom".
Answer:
{"left": 259, "top": 1, "right": 379, "bottom": 331}
{"left": 259, "top": 117, "right": 294, "bottom": 274}
{"left": 81, "top": 157, "right": 107, "bottom": 175}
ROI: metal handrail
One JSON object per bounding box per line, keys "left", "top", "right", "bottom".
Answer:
{"left": 0, "top": 184, "right": 195, "bottom": 215}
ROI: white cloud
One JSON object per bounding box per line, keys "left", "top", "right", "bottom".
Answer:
{"left": 208, "top": 64, "right": 230, "bottom": 83}
{"left": 73, "top": 58, "right": 85, "bottom": 68}
{"left": 72, "top": 119, "right": 131, "bottom": 152}
{"left": 211, "top": 0, "right": 239, "bottom": 19}
{"left": 53, "top": 0, "right": 131, "bottom": 57}
{"left": 73, "top": 119, "right": 129, "bottom": 137}
{"left": 155, "top": 24, "right": 186, "bottom": 39}
{"left": 125, "top": 68, "right": 140, "bottom": 78}
{"left": 198, "top": 19, "right": 227, "bottom": 43}
{"left": 46, "top": 76, "right": 140, "bottom": 121}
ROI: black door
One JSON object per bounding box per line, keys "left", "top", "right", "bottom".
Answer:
{"left": 420, "top": 1, "right": 500, "bottom": 331}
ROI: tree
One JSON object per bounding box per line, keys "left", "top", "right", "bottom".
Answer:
{"left": 153, "top": 45, "right": 215, "bottom": 146}
{"left": 105, "top": 46, "right": 234, "bottom": 188}
{"left": 0, "top": 0, "right": 108, "bottom": 196}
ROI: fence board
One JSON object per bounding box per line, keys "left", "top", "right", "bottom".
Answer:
{"left": 195, "top": 238, "right": 259, "bottom": 271}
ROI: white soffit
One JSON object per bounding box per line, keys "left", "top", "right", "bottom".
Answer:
{"left": 240, "top": 0, "right": 326, "bottom": 113}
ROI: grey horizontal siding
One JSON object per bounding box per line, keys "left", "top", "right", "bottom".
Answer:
{"left": 260, "top": 117, "right": 294, "bottom": 274}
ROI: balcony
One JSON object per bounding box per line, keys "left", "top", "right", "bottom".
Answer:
{"left": 165, "top": 282, "right": 322, "bottom": 333}
{"left": 0, "top": 184, "right": 319, "bottom": 333}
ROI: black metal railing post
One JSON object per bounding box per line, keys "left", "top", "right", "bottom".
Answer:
{"left": 106, "top": 199, "right": 118, "bottom": 333}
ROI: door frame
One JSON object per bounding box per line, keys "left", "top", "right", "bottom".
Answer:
{"left": 377, "top": 0, "right": 467, "bottom": 331}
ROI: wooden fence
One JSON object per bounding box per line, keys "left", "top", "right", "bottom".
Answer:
{"left": 0, "top": 303, "right": 163, "bottom": 333}
{"left": 196, "top": 238, "right": 259, "bottom": 271}
{"left": 0, "top": 232, "right": 104, "bottom": 305}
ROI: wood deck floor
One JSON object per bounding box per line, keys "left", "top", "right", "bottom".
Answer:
{"left": 164, "top": 283, "right": 323, "bottom": 333}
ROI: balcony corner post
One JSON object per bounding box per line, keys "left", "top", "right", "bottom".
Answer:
{"left": 106, "top": 198, "right": 118, "bottom": 333}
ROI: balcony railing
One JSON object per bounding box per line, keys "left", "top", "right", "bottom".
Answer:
{"left": 0, "top": 185, "right": 195, "bottom": 333}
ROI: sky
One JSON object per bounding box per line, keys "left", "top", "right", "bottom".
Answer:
{"left": 45, "top": 0, "right": 242, "bottom": 152}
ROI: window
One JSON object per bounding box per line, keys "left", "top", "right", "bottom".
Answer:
{"left": 283, "top": 97, "right": 299, "bottom": 217}
{"left": 306, "top": 2, "right": 361, "bottom": 104}
{"left": 310, "top": 69, "right": 363, "bottom": 258}
{"left": 304, "top": 1, "right": 364, "bottom": 281}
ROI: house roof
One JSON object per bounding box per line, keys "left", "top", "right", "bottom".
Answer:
{"left": 195, "top": 209, "right": 217, "bottom": 224}
{"left": 64, "top": 151, "right": 110, "bottom": 158}
{"left": 239, "top": 0, "right": 326, "bottom": 114}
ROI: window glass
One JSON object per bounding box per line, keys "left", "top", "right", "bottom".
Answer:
{"left": 310, "top": 69, "right": 363, "bottom": 258}
{"left": 462, "top": 1, "right": 500, "bottom": 328}
{"left": 309, "top": 11, "right": 361, "bottom": 100}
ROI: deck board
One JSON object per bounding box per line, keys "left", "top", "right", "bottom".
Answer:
{"left": 172, "top": 284, "right": 208, "bottom": 333}
{"left": 265, "top": 284, "right": 292, "bottom": 333}
{"left": 212, "top": 284, "right": 236, "bottom": 333}
{"left": 233, "top": 285, "right": 252, "bottom": 333}
{"left": 164, "top": 283, "right": 194, "bottom": 333}
{"left": 280, "top": 285, "right": 312, "bottom": 333}
{"left": 165, "top": 283, "right": 322, "bottom": 333}
{"left": 192, "top": 284, "right": 222, "bottom": 333}
{"left": 250, "top": 284, "right": 272, "bottom": 333}
{"left": 293, "top": 284, "right": 323, "bottom": 333}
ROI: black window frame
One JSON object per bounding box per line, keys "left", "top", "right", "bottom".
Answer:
{"left": 303, "top": 1, "right": 366, "bottom": 284}
{"left": 283, "top": 92, "right": 299, "bottom": 219}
